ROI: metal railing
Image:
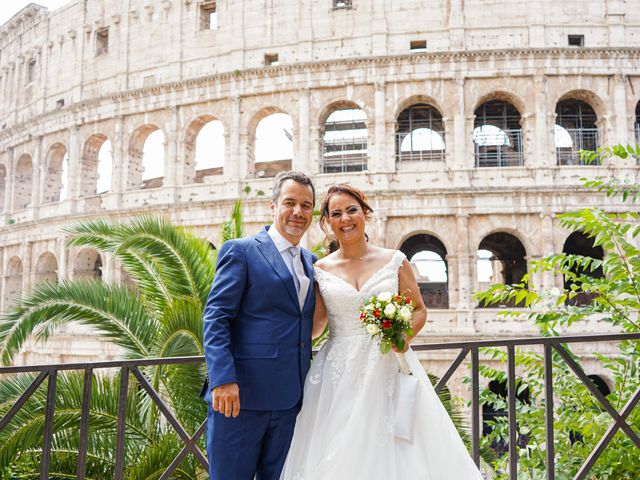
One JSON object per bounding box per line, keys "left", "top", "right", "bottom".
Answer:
{"left": 556, "top": 128, "right": 600, "bottom": 165}
{"left": 1, "top": 332, "right": 639, "bottom": 479}
{"left": 321, "top": 136, "right": 368, "bottom": 173}
{"left": 473, "top": 129, "right": 524, "bottom": 167}
{"left": 395, "top": 131, "right": 446, "bottom": 164}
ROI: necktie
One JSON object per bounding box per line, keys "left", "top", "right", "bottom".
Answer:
{"left": 288, "top": 246, "right": 310, "bottom": 309}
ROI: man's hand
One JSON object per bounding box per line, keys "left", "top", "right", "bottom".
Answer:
{"left": 212, "top": 382, "right": 240, "bottom": 418}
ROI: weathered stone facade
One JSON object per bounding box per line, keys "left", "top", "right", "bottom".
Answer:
{"left": 0, "top": 1, "right": 639, "bottom": 394}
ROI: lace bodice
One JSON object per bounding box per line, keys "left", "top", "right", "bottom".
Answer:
{"left": 314, "top": 250, "right": 406, "bottom": 337}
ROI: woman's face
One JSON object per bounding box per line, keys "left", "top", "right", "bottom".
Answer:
{"left": 327, "top": 192, "right": 367, "bottom": 245}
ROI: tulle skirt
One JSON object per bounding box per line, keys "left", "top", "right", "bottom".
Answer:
{"left": 280, "top": 335, "right": 483, "bottom": 479}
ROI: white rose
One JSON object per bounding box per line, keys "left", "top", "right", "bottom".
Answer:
{"left": 376, "top": 302, "right": 381, "bottom": 308}
{"left": 377, "top": 291, "right": 393, "bottom": 303}
{"left": 383, "top": 303, "right": 397, "bottom": 318}
{"left": 366, "top": 324, "right": 380, "bottom": 335}
{"left": 364, "top": 304, "right": 374, "bottom": 311}
{"left": 399, "top": 306, "right": 413, "bottom": 322}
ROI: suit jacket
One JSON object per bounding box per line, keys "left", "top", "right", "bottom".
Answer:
{"left": 203, "top": 227, "right": 315, "bottom": 411}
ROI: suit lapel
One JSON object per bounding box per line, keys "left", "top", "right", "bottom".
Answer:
{"left": 300, "top": 248, "right": 314, "bottom": 310}
{"left": 255, "top": 229, "right": 300, "bottom": 310}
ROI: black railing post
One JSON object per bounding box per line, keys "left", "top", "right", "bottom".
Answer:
{"left": 471, "top": 347, "right": 480, "bottom": 466}
{"left": 507, "top": 345, "right": 518, "bottom": 480}
{"left": 77, "top": 368, "right": 93, "bottom": 480}
{"left": 40, "top": 370, "right": 57, "bottom": 480}
{"left": 544, "top": 344, "right": 555, "bottom": 480}
{"left": 114, "top": 367, "right": 129, "bottom": 480}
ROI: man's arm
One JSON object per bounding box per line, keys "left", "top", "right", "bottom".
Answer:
{"left": 203, "top": 240, "right": 247, "bottom": 416}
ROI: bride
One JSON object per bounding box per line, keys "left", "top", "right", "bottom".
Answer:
{"left": 280, "top": 184, "right": 483, "bottom": 479}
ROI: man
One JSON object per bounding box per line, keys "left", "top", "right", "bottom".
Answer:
{"left": 203, "top": 171, "right": 316, "bottom": 480}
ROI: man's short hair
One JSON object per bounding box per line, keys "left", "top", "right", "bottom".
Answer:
{"left": 271, "top": 171, "right": 315, "bottom": 204}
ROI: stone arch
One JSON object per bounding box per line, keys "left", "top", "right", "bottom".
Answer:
{"left": 319, "top": 101, "right": 369, "bottom": 173}
{"left": 4, "top": 256, "right": 24, "bottom": 310}
{"left": 72, "top": 248, "right": 102, "bottom": 279}
{"left": 81, "top": 133, "right": 110, "bottom": 196}
{"left": 472, "top": 90, "right": 527, "bottom": 120}
{"left": 393, "top": 94, "right": 446, "bottom": 122}
{"left": 183, "top": 114, "right": 226, "bottom": 184}
{"left": 248, "top": 107, "right": 294, "bottom": 178}
{"left": 587, "top": 374, "right": 612, "bottom": 397}
{"left": 14, "top": 154, "right": 33, "bottom": 210}
{"left": 477, "top": 231, "right": 528, "bottom": 307}
{"left": 127, "top": 124, "right": 166, "bottom": 190}
{"left": 400, "top": 233, "right": 449, "bottom": 309}
{"left": 0, "top": 164, "right": 6, "bottom": 212}
{"left": 395, "top": 102, "right": 446, "bottom": 164}
{"left": 473, "top": 98, "right": 523, "bottom": 167}
{"left": 43, "top": 142, "right": 68, "bottom": 203}
{"left": 562, "top": 231, "right": 604, "bottom": 306}
{"left": 34, "top": 252, "right": 58, "bottom": 284}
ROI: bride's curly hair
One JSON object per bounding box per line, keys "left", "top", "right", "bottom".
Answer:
{"left": 319, "top": 184, "right": 374, "bottom": 252}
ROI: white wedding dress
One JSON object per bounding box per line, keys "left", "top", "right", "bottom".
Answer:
{"left": 280, "top": 250, "right": 483, "bottom": 480}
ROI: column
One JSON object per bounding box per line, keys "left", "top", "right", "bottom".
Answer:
{"left": 225, "top": 96, "right": 241, "bottom": 181}
{"left": 111, "top": 115, "right": 126, "bottom": 206}
{"left": 373, "top": 81, "right": 390, "bottom": 171}
{"left": 5, "top": 147, "right": 14, "bottom": 216}
{"left": 295, "top": 88, "right": 311, "bottom": 172}
{"left": 67, "top": 125, "right": 82, "bottom": 203}
{"left": 613, "top": 73, "right": 629, "bottom": 146}
{"left": 533, "top": 75, "right": 551, "bottom": 169}
{"left": 539, "top": 213, "right": 556, "bottom": 291}
{"left": 164, "top": 106, "right": 180, "bottom": 188}
{"left": 31, "top": 136, "right": 43, "bottom": 218}
{"left": 455, "top": 213, "right": 472, "bottom": 310}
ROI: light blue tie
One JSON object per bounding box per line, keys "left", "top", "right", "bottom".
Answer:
{"left": 288, "top": 246, "right": 310, "bottom": 309}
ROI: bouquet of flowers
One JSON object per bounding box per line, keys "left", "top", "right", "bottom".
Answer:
{"left": 359, "top": 291, "right": 415, "bottom": 354}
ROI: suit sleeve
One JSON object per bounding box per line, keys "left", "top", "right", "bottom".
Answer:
{"left": 203, "top": 240, "right": 247, "bottom": 390}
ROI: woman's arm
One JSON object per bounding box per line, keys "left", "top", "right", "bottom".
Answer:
{"left": 397, "top": 259, "right": 428, "bottom": 347}
{"left": 312, "top": 283, "right": 328, "bottom": 339}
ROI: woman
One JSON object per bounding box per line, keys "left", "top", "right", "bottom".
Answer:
{"left": 280, "top": 184, "right": 483, "bottom": 479}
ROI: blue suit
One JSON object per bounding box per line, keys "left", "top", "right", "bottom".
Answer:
{"left": 203, "top": 227, "right": 315, "bottom": 479}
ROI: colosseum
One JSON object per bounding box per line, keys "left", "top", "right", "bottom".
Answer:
{"left": 0, "top": 0, "right": 638, "bottom": 397}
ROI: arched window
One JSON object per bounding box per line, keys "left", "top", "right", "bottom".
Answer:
{"left": 82, "top": 134, "right": 111, "bottom": 196}
{"left": 97, "top": 140, "right": 113, "bottom": 194}
{"left": 555, "top": 99, "right": 599, "bottom": 165}
{"left": 4, "top": 257, "right": 23, "bottom": 311}
{"left": 43, "top": 143, "right": 68, "bottom": 203}
{"left": 185, "top": 117, "right": 225, "bottom": 183}
{"left": 473, "top": 100, "right": 523, "bottom": 167}
{"left": 477, "top": 233, "right": 527, "bottom": 307}
{"left": 14, "top": 154, "right": 33, "bottom": 210}
{"left": 400, "top": 234, "right": 449, "bottom": 309}
{"left": 254, "top": 113, "right": 293, "bottom": 177}
{"left": 34, "top": 252, "right": 58, "bottom": 285}
{"left": 395, "top": 104, "right": 445, "bottom": 164}
{"left": 562, "top": 231, "right": 604, "bottom": 305}
{"left": 128, "top": 126, "right": 165, "bottom": 190}
{"left": 321, "top": 106, "right": 368, "bottom": 173}
{"left": 142, "top": 130, "right": 165, "bottom": 188}
{"left": 73, "top": 248, "right": 102, "bottom": 279}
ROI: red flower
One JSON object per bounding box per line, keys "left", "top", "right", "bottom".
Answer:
{"left": 394, "top": 295, "right": 402, "bottom": 302}
{"left": 382, "top": 320, "right": 392, "bottom": 329}
{"left": 359, "top": 313, "right": 366, "bottom": 320}
{"left": 404, "top": 298, "right": 412, "bottom": 304}
{"left": 373, "top": 310, "right": 381, "bottom": 318}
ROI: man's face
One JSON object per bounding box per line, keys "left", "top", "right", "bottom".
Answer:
{"left": 270, "top": 179, "right": 314, "bottom": 245}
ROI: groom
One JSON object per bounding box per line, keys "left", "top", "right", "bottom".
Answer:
{"left": 203, "top": 171, "right": 316, "bottom": 480}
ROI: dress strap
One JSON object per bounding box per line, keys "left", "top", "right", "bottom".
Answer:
{"left": 389, "top": 250, "right": 407, "bottom": 273}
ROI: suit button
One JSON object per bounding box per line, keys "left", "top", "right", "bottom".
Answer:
{"left": 300, "top": 342, "right": 306, "bottom": 349}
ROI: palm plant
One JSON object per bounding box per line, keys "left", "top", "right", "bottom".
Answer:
{"left": 0, "top": 214, "right": 221, "bottom": 477}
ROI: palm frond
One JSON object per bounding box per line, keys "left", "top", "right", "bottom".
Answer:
{"left": 0, "top": 280, "right": 157, "bottom": 364}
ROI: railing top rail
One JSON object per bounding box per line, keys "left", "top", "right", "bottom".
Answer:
{"left": 412, "top": 332, "right": 640, "bottom": 352}
{"left": 1, "top": 332, "right": 639, "bottom": 374}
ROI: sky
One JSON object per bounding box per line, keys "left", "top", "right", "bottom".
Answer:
{"left": 0, "top": 0, "right": 71, "bottom": 27}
